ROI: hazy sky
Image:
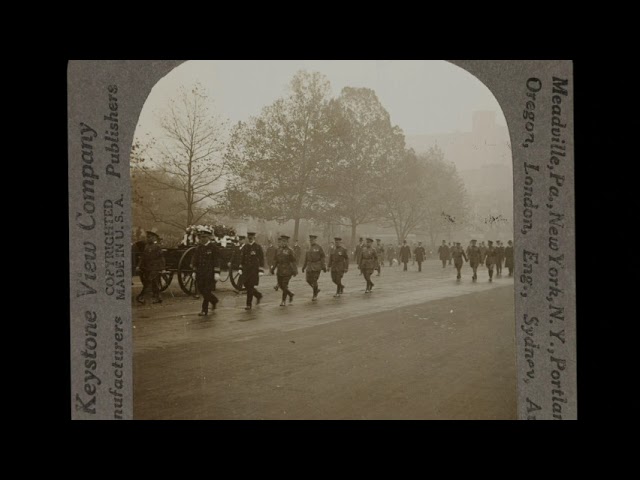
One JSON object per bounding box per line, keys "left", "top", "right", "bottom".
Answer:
{"left": 135, "top": 60, "right": 507, "bottom": 139}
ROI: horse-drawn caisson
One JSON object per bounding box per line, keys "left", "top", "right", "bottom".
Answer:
{"left": 132, "top": 224, "right": 245, "bottom": 294}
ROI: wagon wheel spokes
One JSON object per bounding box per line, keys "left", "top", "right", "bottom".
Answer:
{"left": 177, "top": 247, "right": 198, "bottom": 295}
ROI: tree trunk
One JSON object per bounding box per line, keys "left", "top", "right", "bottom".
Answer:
{"left": 350, "top": 222, "right": 357, "bottom": 249}
{"left": 293, "top": 217, "right": 300, "bottom": 242}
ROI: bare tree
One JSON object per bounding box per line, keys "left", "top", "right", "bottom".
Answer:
{"left": 131, "top": 83, "right": 229, "bottom": 230}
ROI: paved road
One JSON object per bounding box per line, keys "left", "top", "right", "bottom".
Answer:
{"left": 134, "top": 259, "right": 516, "bottom": 419}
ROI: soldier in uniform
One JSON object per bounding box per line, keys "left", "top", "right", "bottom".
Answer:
{"left": 354, "top": 237, "right": 364, "bottom": 266}
{"left": 399, "top": 240, "right": 411, "bottom": 271}
{"left": 413, "top": 241, "right": 426, "bottom": 272}
{"left": 302, "top": 234, "right": 326, "bottom": 301}
{"left": 375, "top": 239, "right": 385, "bottom": 275}
{"left": 504, "top": 240, "right": 514, "bottom": 277}
{"left": 190, "top": 227, "right": 220, "bottom": 316}
{"left": 485, "top": 240, "right": 498, "bottom": 282}
{"left": 328, "top": 237, "right": 349, "bottom": 297}
{"left": 359, "top": 238, "right": 378, "bottom": 293}
{"left": 466, "top": 239, "right": 482, "bottom": 282}
{"left": 438, "top": 240, "right": 450, "bottom": 268}
{"left": 240, "top": 232, "right": 265, "bottom": 310}
{"left": 479, "top": 241, "right": 487, "bottom": 267}
{"left": 136, "top": 231, "right": 165, "bottom": 304}
{"left": 448, "top": 242, "right": 453, "bottom": 265}
{"left": 271, "top": 235, "right": 298, "bottom": 306}
{"left": 496, "top": 240, "right": 505, "bottom": 277}
{"left": 386, "top": 244, "right": 394, "bottom": 267}
{"left": 451, "top": 242, "right": 468, "bottom": 280}
{"left": 265, "top": 240, "right": 276, "bottom": 275}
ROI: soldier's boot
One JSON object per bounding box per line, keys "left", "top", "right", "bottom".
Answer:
{"left": 152, "top": 297, "right": 162, "bottom": 304}
{"left": 340, "top": 284, "right": 344, "bottom": 295}
{"left": 136, "top": 293, "right": 145, "bottom": 304}
{"left": 198, "top": 310, "right": 208, "bottom": 316}
{"left": 288, "top": 292, "right": 294, "bottom": 304}
{"left": 488, "top": 271, "right": 493, "bottom": 282}
{"left": 255, "top": 291, "right": 263, "bottom": 305}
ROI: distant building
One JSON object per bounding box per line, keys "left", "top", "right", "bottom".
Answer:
{"left": 406, "top": 110, "right": 511, "bottom": 172}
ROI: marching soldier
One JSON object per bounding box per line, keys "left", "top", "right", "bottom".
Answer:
{"left": 496, "top": 240, "right": 505, "bottom": 277}
{"left": 438, "top": 240, "right": 450, "bottom": 268}
{"left": 302, "top": 234, "right": 326, "bottom": 301}
{"left": 386, "top": 244, "right": 395, "bottom": 267}
{"left": 328, "top": 237, "right": 349, "bottom": 297}
{"left": 271, "top": 235, "right": 298, "bottom": 306}
{"left": 451, "top": 242, "right": 468, "bottom": 280}
{"left": 413, "top": 241, "right": 426, "bottom": 272}
{"left": 136, "top": 231, "right": 165, "bottom": 304}
{"left": 190, "top": 227, "right": 220, "bottom": 316}
{"left": 479, "top": 241, "right": 487, "bottom": 266}
{"left": 504, "top": 240, "right": 514, "bottom": 277}
{"left": 358, "top": 237, "right": 378, "bottom": 293}
{"left": 265, "top": 240, "right": 276, "bottom": 274}
{"left": 485, "top": 240, "right": 498, "bottom": 282}
{"left": 466, "top": 239, "right": 482, "bottom": 282}
{"left": 375, "top": 239, "right": 385, "bottom": 275}
{"left": 399, "top": 240, "right": 411, "bottom": 271}
{"left": 240, "top": 232, "right": 265, "bottom": 310}
{"left": 354, "top": 237, "right": 364, "bottom": 266}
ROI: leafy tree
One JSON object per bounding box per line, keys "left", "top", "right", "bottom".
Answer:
{"left": 224, "top": 71, "right": 334, "bottom": 242}
{"left": 316, "top": 87, "right": 406, "bottom": 246}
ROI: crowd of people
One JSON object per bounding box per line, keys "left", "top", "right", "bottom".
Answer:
{"left": 135, "top": 226, "right": 514, "bottom": 315}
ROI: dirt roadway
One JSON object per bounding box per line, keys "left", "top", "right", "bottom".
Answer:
{"left": 133, "top": 261, "right": 516, "bottom": 420}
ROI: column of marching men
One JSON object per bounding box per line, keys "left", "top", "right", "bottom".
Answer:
{"left": 136, "top": 227, "right": 514, "bottom": 315}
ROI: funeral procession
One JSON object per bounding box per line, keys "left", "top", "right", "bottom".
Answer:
{"left": 131, "top": 61, "right": 516, "bottom": 420}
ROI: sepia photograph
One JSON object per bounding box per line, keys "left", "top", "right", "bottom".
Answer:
{"left": 129, "top": 60, "right": 517, "bottom": 419}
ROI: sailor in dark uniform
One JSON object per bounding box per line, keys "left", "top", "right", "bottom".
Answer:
{"left": 190, "top": 227, "right": 220, "bottom": 316}
{"left": 239, "top": 232, "right": 264, "bottom": 310}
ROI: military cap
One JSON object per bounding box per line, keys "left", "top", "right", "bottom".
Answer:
{"left": 471, "top": 239, "right": 477, "bottom": 243}
{"left": 247, "top": 232, "right": 256, "bottom": 237}
{"left": 366, "top": 237, "right": 374, "bottom": 242}
{"left": 359, "top": 237, "right": 363, "bottom": 241}
{"left": 334, "top": 237, "right": 342, "bottom": 241}
{"left": 238, "top": 235, "right": 246, "bottom": 240}
{"left": 456, "top": 242, "right": 461, "bottom": 245}
{"left": 280, "top": 235, "right": 290, "bottom": 240}
{"left": 488, "top": 240, "right": 493, "bottom": 245}
{"left": 146, "top": 230, "right": 159, "bottom": 238}
{"left": 309, "top": 234, "right": 318, "bottom": 239}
